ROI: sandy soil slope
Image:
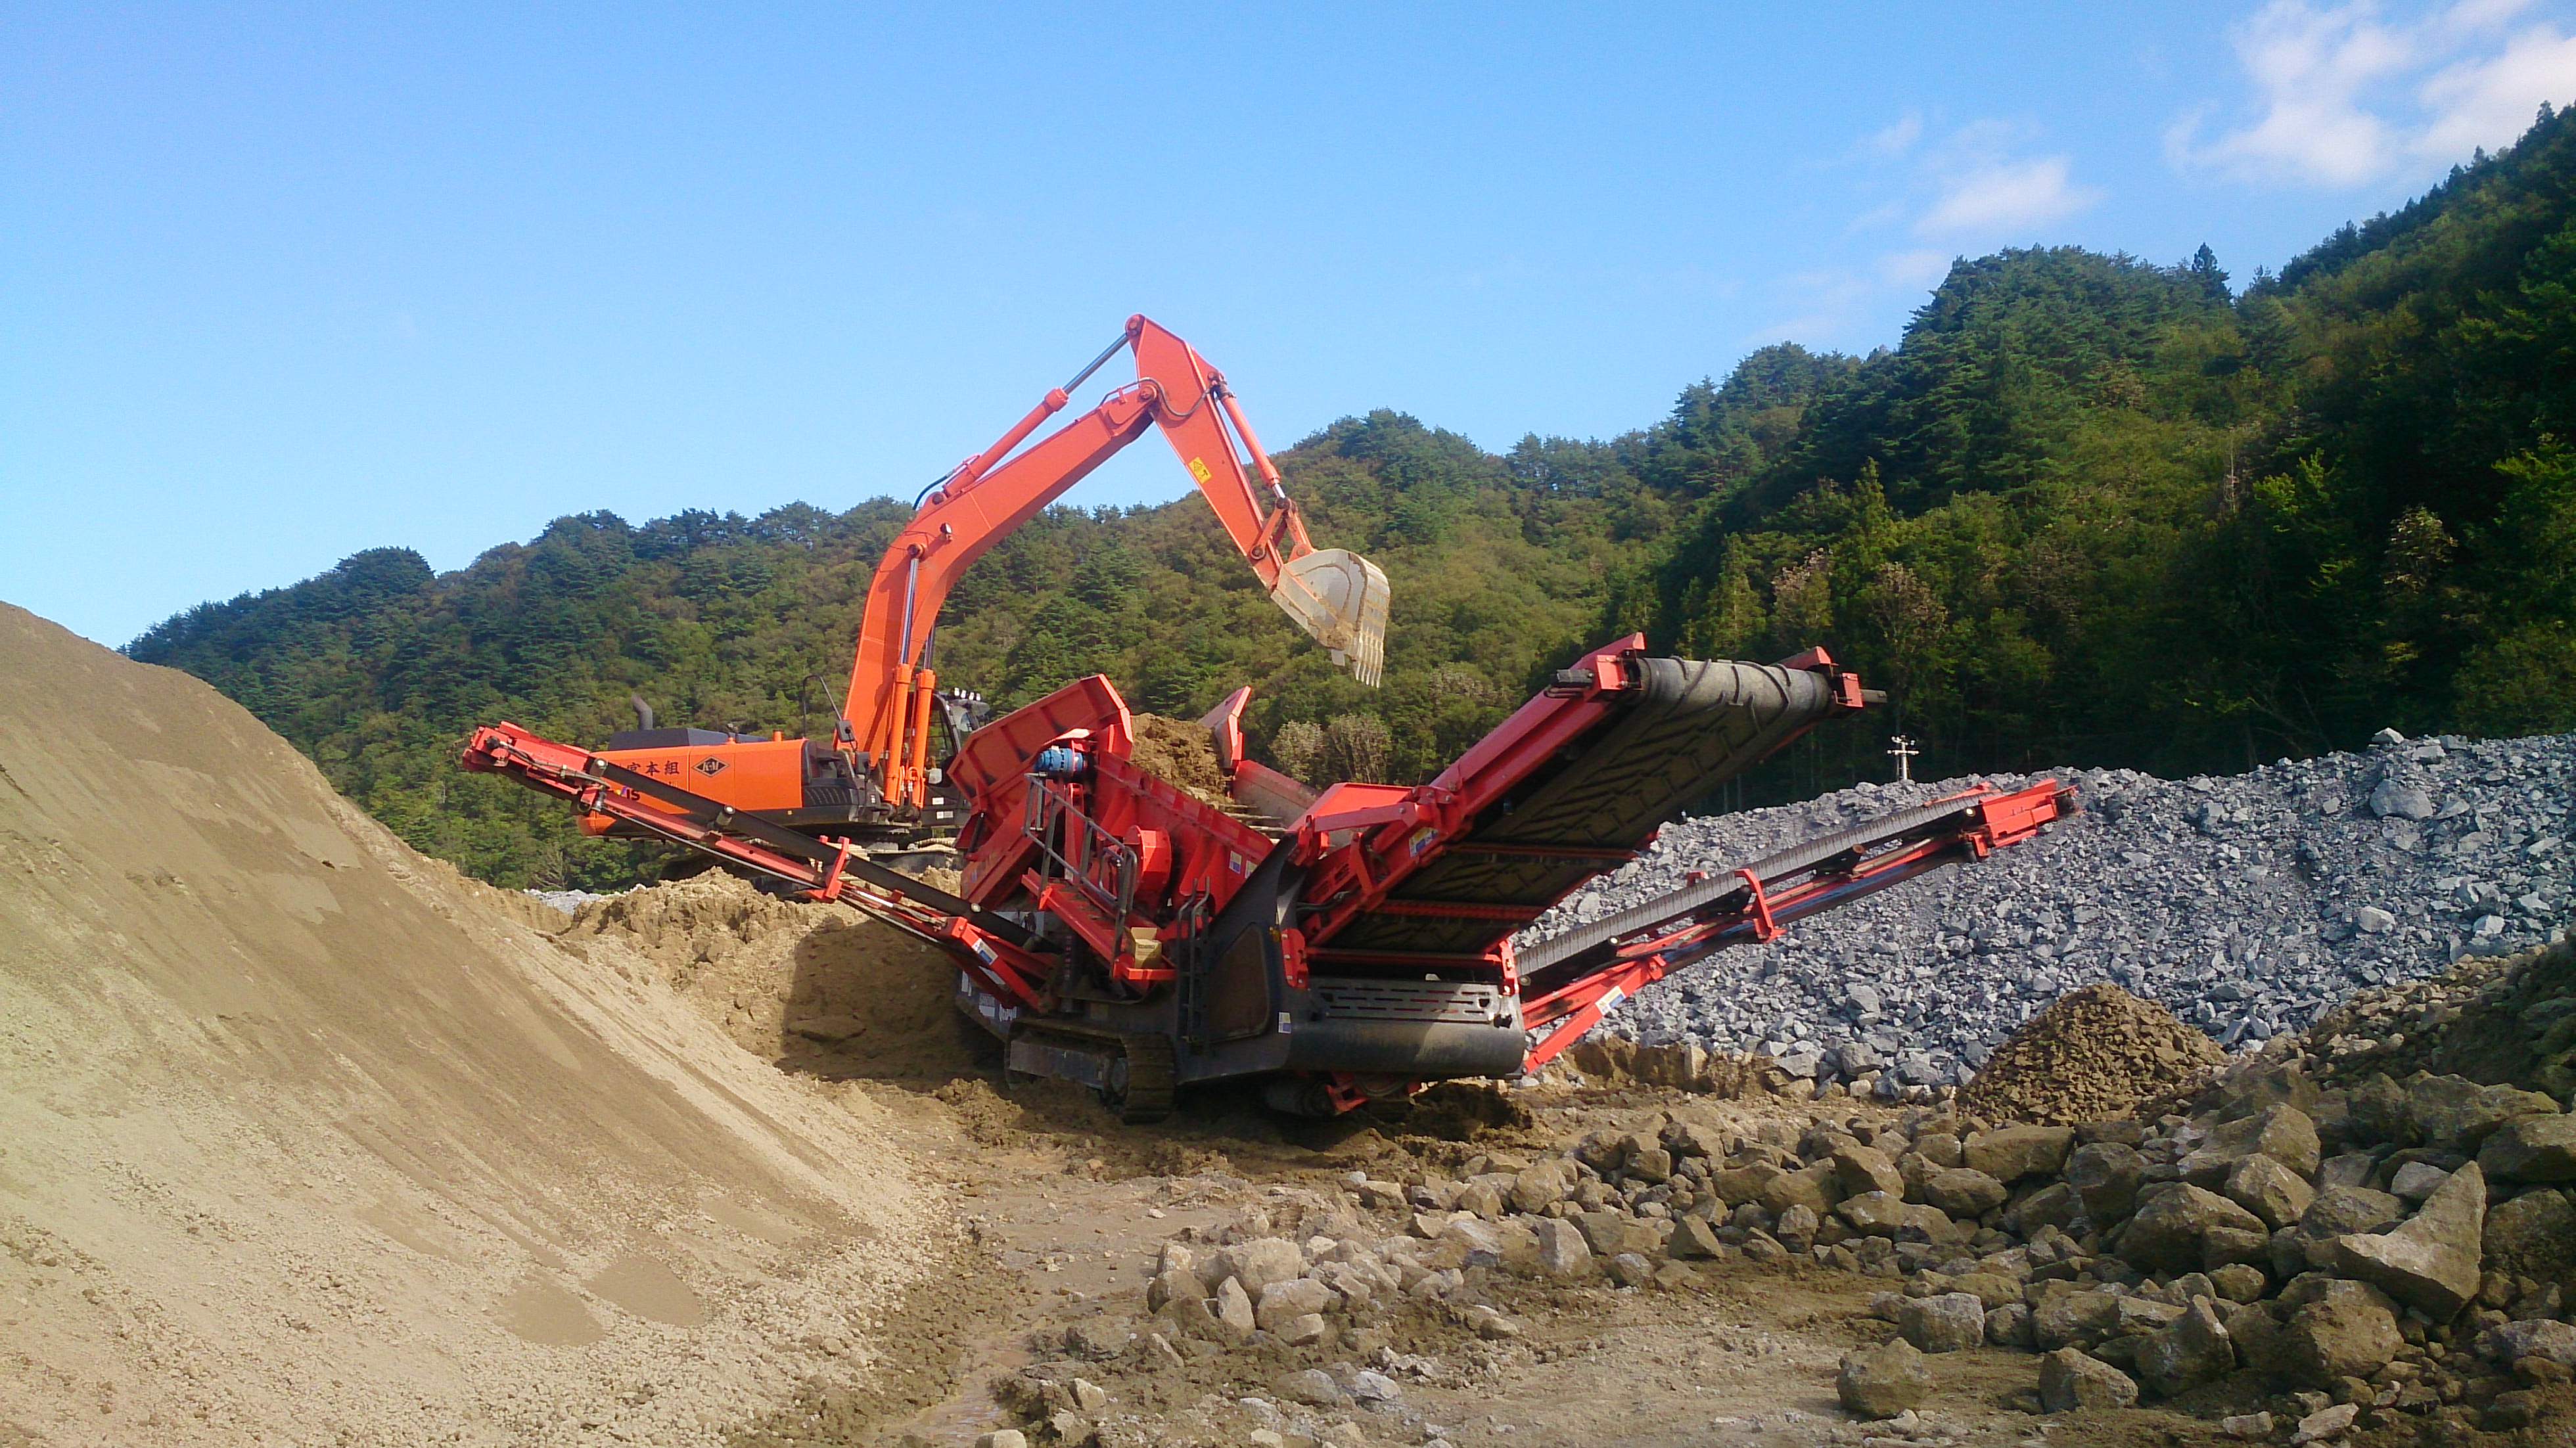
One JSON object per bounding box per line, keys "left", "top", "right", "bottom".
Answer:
{"left": 0, "top": 604, "right": 940, "bottom": 1447}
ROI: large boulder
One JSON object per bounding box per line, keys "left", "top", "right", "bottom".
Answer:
{"left": 1898, "top": 1292, "right": 1987, "bottom": 1353}
{"left": 2278, "top": 1281, "right": 2404, "bottom": 1389}
{"left": 2033, "top": 1288, "right": 2123, "bottom": 1351}
{"left": 1774, "top": 1204, "right": 1820, "bottom": 1252}
{"left": 1758, "top": 1163, "right": 1841, "bottom": 1218}
{"left": 1835, "top": 1144, "right": 1907, "bottom": 1200}
{"left": 1666, "top": 1215, "right": 1726, "bottom": 1260}
{"left": 1532, "top": 1217, "right": 1591, "bottom": 1277}
{"left": 2117, "top": 1185, "right": 2270, "bottom": 1275}
{"left": 1946, "top": 1271, "right": 2023, "bottom": 1311}
{"left": 2301, "top": 1184, "right": 2407, "bottom": 1236}
{"left": 2278, "top": 1185, "right": 2405, "bottom": 1273}
{"left": 1571, "top": 1211, "right": 1656, "bottom": 1259}
{"left": 2136, "top": 1297, "right": 2235, "bottom": 1399}
{"left": 1254, "top": 1277, "right": 1335, "bottom": 1332}
{"left": 2038, "top": 1347, "right": 2138, "bottom": 1413}
{"left": 2226, "top": 1154, "right": 2316, "bottom": 1230}
{"left": 2333, "top": 1163, "right": 2485, "bottom": 1319}
{"left": 2478, "top": 1114, "right": 2576, "bottom": 1183}
{"left": 2180, "top": 1106, "right": 2320, "bottom": 1186}
{"left": 2008, "top": 1181, "right": 2083, "bottom": 1236}
{"left": 1437, "top": 1217, "right": 1507, "bottom": 1269}
{"left": 1509, "top": 1160, "right": 1575, "bottom": 1214}
{"left": 1987, "top": 1302, "right": 2035, "bottom": 1347}
{"left": 2404, "top": 1074, "right": 2558, "bottom": 1151}
{"left": 1966, "top": 1125, "right": 2076, "bottom": 1183}
{"left": 1208, "top": 1238, "right": 1305, "bottom": 1294}
{"left": 1923, "top": 1167, "right": 2010, "bottom": 1219}
{"left": 2482, "top": 1187, "right": 2576, "bottom": 1282}
{"left": 1835, "top": 1191, "right": 1956, "bottom": 1243}
{"left": 2477, "top": 1319, "right": 2576, "bottom": 1369}
{"left": 1621, "top": 1133, "right": 1675, "bottom": 1184}
{"left": 2066, "top": 1141, "right": 2145, "bottom": 1222}
{"left": 1705, "top": 1160, "right": 1783, "bottom": 1207}
{"left": 1212, "top": 1276, "right": 1258, "bottom": 1339}
{"left": 1837, "top": 1340, "right": 1931, "bottom": 1419}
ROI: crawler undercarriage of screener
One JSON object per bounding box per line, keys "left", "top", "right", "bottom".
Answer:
{"left": 464, "top": 319, "right": 2071, "bottom": 1118}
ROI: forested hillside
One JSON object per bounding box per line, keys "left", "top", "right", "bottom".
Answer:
{"left": 131, "top": 107, "right": 2576, "bottom": 889}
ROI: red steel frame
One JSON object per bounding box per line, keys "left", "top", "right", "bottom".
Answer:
{"left": 465, "top": 656, "right": 2069, "bottom": 1090}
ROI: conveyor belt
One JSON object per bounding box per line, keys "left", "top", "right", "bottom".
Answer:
{"left": 1315, "top": 658, "right": 1844, "bottom": 957}
{"left": 1515, "top": 792, "right": 1991, "bottom": 981}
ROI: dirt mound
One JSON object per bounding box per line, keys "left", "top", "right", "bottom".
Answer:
{"left": 1956, "top": 982, "right": 2226, "bottom": 1125}
{"left": 0, "top": 602, "right": 937, "bottom": 1445}
{"left": 562, "top": 871, "right": 980, "bottom": 1079}
{"left": 1127, "top": 713, "right": 1230, "bottom": 805}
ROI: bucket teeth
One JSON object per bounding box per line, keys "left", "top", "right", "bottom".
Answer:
{"left": 1270, "top": 549, "right": 1389, "bottom": 687}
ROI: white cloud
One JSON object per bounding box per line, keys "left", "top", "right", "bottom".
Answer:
{"left": 1915, "top": 156, "right": 2104, "bottom": 237}
{"left": 2416, "top": 23, "right": 2576, "bottom": 157}
{"left": 1764, "top": 119, "right": 2093, "bottom": 344}
{"left": 2175, "top": 1, "right": 2576, "bottom": 186}
{"left": 1877, "top": 250, "right": 1953, "bottom": 288}
{"left": 1869, "top": 112, "right": 1924, "bottom": 158}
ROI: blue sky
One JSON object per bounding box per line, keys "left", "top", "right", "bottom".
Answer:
{"left": 11, "top": 2, "right": 2576, "bottom": 646}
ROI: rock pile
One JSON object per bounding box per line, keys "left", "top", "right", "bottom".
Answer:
{"left": 1099, "top": 1045, "right": 2570, "bottom": 1436}
{"left": 1526, "top": 728, "right": 2574, "bottom": 1091}
{"left": 1956, "top": 982, "right": 2228, "bottom": 1125}
{"left": 2299, "top": 938, "right": 2576, "bottom": 1102}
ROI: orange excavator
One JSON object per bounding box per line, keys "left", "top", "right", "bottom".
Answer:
{"left": 580, "top": 315, "right": 1391, "bottom": 848}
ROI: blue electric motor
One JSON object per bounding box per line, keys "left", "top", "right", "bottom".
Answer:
{"left": 1032, "top": 743, "right": 1087, "bottom": 778}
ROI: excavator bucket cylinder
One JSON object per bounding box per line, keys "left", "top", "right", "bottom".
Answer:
{"left": 1270, "top": 548, "right": 1390, "bottom": 687}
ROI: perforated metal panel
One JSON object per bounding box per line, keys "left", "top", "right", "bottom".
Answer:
{"left": 1308, "top": 976, "right": 1515, "bottom": 1027}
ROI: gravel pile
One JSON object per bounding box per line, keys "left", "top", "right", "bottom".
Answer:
{"left": 1954, "top": 984, "right": 2226, "bottom": 1127}
{"left": 1525, "top": 729, "right": 2575, "bottom": 1091}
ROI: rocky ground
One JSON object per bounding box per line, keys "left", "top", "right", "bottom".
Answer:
{"left": 863, "top": 941, "right": 2576, "bottom": 1448}
{"left": 495, "top": 868, "right": 2575, "bottom": 1448}
{"left": 1530, "top": 729, "right": 2575, "bottom": 1096}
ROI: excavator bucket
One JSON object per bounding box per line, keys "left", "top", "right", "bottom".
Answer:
{"left": 1270, "top": 549, "right": 1389, "bottom": 686}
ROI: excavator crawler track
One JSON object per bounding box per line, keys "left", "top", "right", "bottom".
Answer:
{"left": 1106, "top": 1031, "right": 1177, "bottom": 1124}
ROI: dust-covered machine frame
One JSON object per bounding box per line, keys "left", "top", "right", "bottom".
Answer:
{"left": 465, "top": 634, "right": 2073, "bottom": 1120}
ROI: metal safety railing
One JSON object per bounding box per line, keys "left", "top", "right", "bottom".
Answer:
{"left": 1021, "top": 776, "right": 1141, "bottom": 933}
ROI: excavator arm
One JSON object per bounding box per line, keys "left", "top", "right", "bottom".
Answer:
{"left": 845, "top": 315, "right": 1390, "bottom": 807}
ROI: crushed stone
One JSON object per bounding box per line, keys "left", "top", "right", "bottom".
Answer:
{"left": 1954, "top": 982, "right": 2226, "bottom": 1125}
{"left": 2301, "top": 936, "right": 2576, "bottom": 1098}
{"left": 1524, "top": 729, "right": 2573, "bottom": 1089}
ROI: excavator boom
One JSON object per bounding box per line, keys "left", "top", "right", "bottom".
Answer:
{"left": 845, "top": 315, "right": 1389, "bottom": 811}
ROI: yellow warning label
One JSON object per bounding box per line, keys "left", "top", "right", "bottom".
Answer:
{"left": 1187, "top": 456, "right": 1213, "bottom": 483}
